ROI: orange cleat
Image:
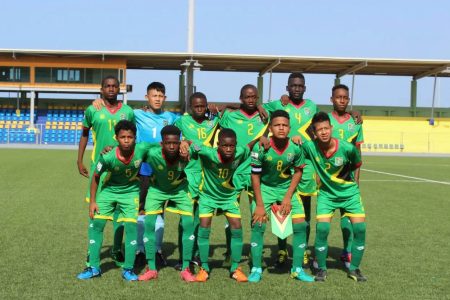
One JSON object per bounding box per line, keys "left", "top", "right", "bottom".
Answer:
{"left": 195, "top": 268, "right": 209, "bottom": 282}
{"left": 138, "top": 268, "right": 158, "bottom": 281}
{"left": 231, "top": 267, "right": 248, "bottom": 282}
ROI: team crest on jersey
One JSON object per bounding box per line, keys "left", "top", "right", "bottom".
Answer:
{"left": 251, "top": 152, "right": 259, "bottom": 160}
{"left": 287, "top": 153, "right": 294, "bottom": 162}
{"left": 96, "top": 162, "right": 103, "bottom": 172}
{"left": 100, "top": 114, "right": 105, "bottom": 119}
{"left": 163, "top": 120, "right": 168, "bottom": 126}
{"left": 335, "top": 157, "right": 343, "bottom": 166}
{"left": 189, "top": 124, "right": 195, "bottom": 129}
{"left": 237, "top": 120, "right": 243, "bottom": 124}
{"left": 134, "top": 159, "right": 142, "bottom": 168}
{"left": 207, "top": 121, "right": 213, "bottom": 128}
{"left": 120, "top": 113, "right": 126, "bottom": 120}
{"left": 267, "top": 155, "right": 273, "bottom": 161}
{"left": 158, "top": 165, "right": 164, "bottom": 170}
{"left": 304, "top": 108, "right": 311, "bottom": 116}
{"left": 348, "top": 123, "right": 355, "bottom": 132}
{"left": 232, "top": 160, "right": 240, "bottom": 169}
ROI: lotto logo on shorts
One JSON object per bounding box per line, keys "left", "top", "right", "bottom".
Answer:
{"left": 317, "top": 247, "right": 326, "bottom": 251}
{"left": 299, "top": 243, "right": 306, "bottom": 248}
{"left": 357, "top": 246, "right": 365, "bottom": 251}
{"left": 89, "top": 239, "right": 95, "bottom": 244}
{"left": 130, "top": 240, "right": 137, "bottom": 245}
{"left": 189, "top": 235, "right": 195, "bottom": 240}
{"left": 251, "top": 242, "right": 258, "bottom": 247}
{"left": 143, "top": 237, "right": 149, "bottom": 243}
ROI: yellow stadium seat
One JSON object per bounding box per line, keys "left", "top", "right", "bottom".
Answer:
{"left": 24, "top": 121, "right": 30, "bottom": 125}
{"left": 18, "top": 124, "right": 23, "bottom": 129}
{"left": 45, "top": 125, "right": 50, "bottom": 129}
{"left": 11, "top": 124, "right": 17, "bottom": 129}
{"left": 58, "top": 121, "right": 64, "bottom": 126}
{"left": 5, "top": 120, "right": 11, "bottom": 125}
{"left": 52, "top": 121, "right": 57, "bottom": 126}
{"left": 77, "top": 124, "right": 82, "bottom": 130}
{"left": 64, "top": 125, "right": 70, "bottom": 130}
{"left": 0, "top": 124, "right": 3, "bottom": 129}
{"left": 48, "top": 105, "right": 54, "bottom": 109}
{"left": 0, "top": 120, "right": 4, "bottom": 125}
{"left": 12, "top": 121, "right": 18, "bottom": 125}
{"left": 70, "top": 125, "right": 76, "bottom": 130}
{"left": 51, "top": 125, "right": 57, "bottom": 129}
{"left": 4, "top": 124, "right": 10, "bottom": 129}
{"left": 18, "top": 121, "right": 24, "bottom": 125}
{"left": 58, "top": 125, "right": 63, "bottom": 129}
{"left": 71, "top": 121, "right": 76, "bottom": 126}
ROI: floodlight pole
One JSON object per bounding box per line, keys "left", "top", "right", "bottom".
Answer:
{"left": 184, "top": 0, "right": 195, "bottom": 113}
{"left": 350, "top": 73, "right": 355, "bottom": 110}
{"left": 430, "top": 74, "right": 437, "bottom": 125}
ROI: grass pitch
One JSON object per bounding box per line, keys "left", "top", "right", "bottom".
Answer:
{"left": 1, "top": 149, "right": 449, "bottom": 299}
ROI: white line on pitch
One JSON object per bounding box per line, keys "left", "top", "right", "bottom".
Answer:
{"left": 360, "top": 179, "right": 427, "bottom": 182}
{"left": 361, "top": 168, "right": 450, "bottom": 186}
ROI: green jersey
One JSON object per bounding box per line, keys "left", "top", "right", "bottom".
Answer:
{"left": 302, "top": 139, "right": 362, "bottom": 200}
{"left": 145, "top": 146, "right": 189, "bottom": 193}
{"left": 94, "top": 142, "right": 150, "bottom": 194}
{"left": 190, "top": 144, "right": 250, "bottom": 201}
{"left": 175, "top": 114, "right": 219, "bottom": 146}
{"left": 329, "top": 112, "right": 364, "bottom": 146}
{"left": 219, "top": 109, "right": 268, "bottom": 146}
{"left": 251, "top": 139, "right": 305, "bottom": 189}
{"left": 82, "top": 102, "right": 135, "bottom": 164}
{"left": 264, "top": 99, "right": 318, "bottom": 142}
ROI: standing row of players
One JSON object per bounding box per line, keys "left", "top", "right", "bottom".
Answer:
{"left": 76, "top": 73, "right": 367, "bottom": 282}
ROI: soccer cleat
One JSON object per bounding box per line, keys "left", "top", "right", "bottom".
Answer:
{"left": 248, "top": 267, "right": 262, "bottom": 283}
{"left": 111, "top": 250, "right": 125, "bottom": 267}
{"left": 231, "top": 267, "right": 248, "bottom": 282}
{"left": 314, "top": 269, "right": 327, "bottom": 282}
{"left": 195, "top": 268, "right": 210, "bottom": 282}
{"left": 223, "top": 252, "right": 231, "bottom": 268}
{"left": 138, "top": 268, "right": 158, "bottom": 281}
{"left": 122, "top": 269, "right": 139, "bottom": 281}
{"left": 340, "top": 251, "right": 352, "bottom": 269}
{"left": 77, "top": 267, "right": 101, "bottom": 280}
{"left": 156, "top": 251, "right": 167, "bottom": 267}
{"left": 290, "top": 267, "right": 314, "bottom": 282}
{"left": 174, "top": 260, "right": 183, "bottom": 271}
{"left": 180, "top": 267, "right": 196, "bottom": 282}
{"left": 276, "top": 250, "right": 289, "bottom": 267}
{"left": 348, "top": 269, "right": 367, "bottom": 282}
{"left": 191, "top": 256, "right": 201, "bottom": 266}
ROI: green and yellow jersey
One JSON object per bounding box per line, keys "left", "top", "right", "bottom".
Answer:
{"left": 329, "top": 112, "right": 364, "bottom": 146}
{"left": 219, "top": 109, "right": 268, "bottom": 146}
{"left": 82, "top": 102, "right": 135, "bottom": 165}
{"left": 302, "top": 139, "right": 362, "bottom": 200}
{"left": 175, "top": 114, "right": 219, "bottom": 146}
{"left": 190, "top": 144, "right": 250, "bottom": 201}
{"left": 264, "top": 99, "right": 318, "bottom": 142}
{"left": 251, "top": 139, "right": 305, "bottom": 190}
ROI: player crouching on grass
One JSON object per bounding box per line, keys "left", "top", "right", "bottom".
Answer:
{"left": 77, "top": 120, "right": 150, "bottom": 281}
{"left": 302, "top": 112, "right": 367, "bottom": 282}
{"left": 182, "top": 128, "right": 261, "bottom": 282}
{"left": 249, "top": 110, "right": 314, "bottom": 283}
{"left": 138, "top": 125, "right": 196, "bottom": 282}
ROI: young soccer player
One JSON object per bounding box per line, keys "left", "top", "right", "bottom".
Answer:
{"left": 174, "top": 92, "right": 219, "bottom": 269}
{"left": 302, "top": 112, "right": 367, "bottom": 282}
{"left": 77, "top": 120, "right": 148, "bottom": 281}
{"left": 218, "top": 84, "right": 269, "bottom": 263}
{"left": 189, "top": 128, "right": 258, "bottom": 282}
{"left": 138, "top": 125, "right": 196, "bottom": 282}
{"left": 77, "top": 76, "right": 135, "bottom": 266}
{"left": 249, "top": 110, "right": 315, "bottom": 283}
{"left": 261, "top": 73, "right": 318, "bottom": 266}
{"left": 328, "top": 84, "right": 364, "bottom": 268}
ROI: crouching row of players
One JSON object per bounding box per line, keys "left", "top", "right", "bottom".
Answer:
{"left": 77, "top": 110, "right": 367, "bottom": 283}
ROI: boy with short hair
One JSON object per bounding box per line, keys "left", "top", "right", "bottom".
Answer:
{"left": 77, "top": 120, "right": 148, "bottom": 281}
{"left": 249, "top": 110, "right": 314, "bottom": 283}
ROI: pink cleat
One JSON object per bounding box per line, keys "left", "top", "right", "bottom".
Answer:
{"left": 180, "top": 267, "right": 196, "bottom": 282}
{"left": 138, "top": 268, "right": 158, "bottom": 281}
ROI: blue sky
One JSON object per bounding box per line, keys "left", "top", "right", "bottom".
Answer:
{"left": 1, "top": 0, "right": 450, "bottom": 107}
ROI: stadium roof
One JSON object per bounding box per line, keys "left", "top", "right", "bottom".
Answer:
{"left": 1, "top": 48, "right": 450, "bottom": 80}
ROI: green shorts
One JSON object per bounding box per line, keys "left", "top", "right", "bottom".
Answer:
{"left": 84, "top": 164, "right": 106, "bottom": 203}
{"left": 145, "top": 186, "right": 194, "bottom": 216}
{"left": 297, "top": 160, "right": 318, "bottom": 196}
{"left": 93, "top": 190, "right": 139, "bottom": 223}
{"left": 186, "top": 169, "right": 201, "bottom": 199}
{"left": 198, "top": 196, "right": 241, "bottom": 219}
{"left": 233, "top": 157, "right": 251, "bottom": 191}
{"left": 316, "top": 193, "right": 365, "bottom": 220}
{"left": 251, "top": 185, "right": 305, "bottom": 219}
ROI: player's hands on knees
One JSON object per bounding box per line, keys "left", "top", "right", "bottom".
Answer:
{"left": 257, "top": 105, "right": 269, "bottom": 124}
{"left": 77, "top": 161, "right": 89, "bottom": 178}
{"left": 291, "top": 136, "right": 302, "bottom": 145}
{"left": 101, "top": 145, "right": 113, "bottom": 155}
{"left": 92, "top": 98, "right": 105, "bottom": 111}
{"left": 252, "top": 205, "right": 268, "bottom": 226}
{"left": 280, "top": 94, "right": 290, "bottom": 106}
{"left": 89, "top": 202, "right": 99, "bottom": 219}
{"left": 280, "top": 198, "right": 292, "bottom": 216}
{"left": 350, "top": 110, "right": 363, "bottom": 124}
{"left": 259, "top": 136, "right": 270, "bottom": 151}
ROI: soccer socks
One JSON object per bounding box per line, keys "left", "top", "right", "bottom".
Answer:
{"left": 292, "top": 222, "right": 307, "bottom": 269}
{"left": 180, "top": 215, "right": 195, "bottom": 269}
{"left": 315, "top": 222, "right": 331, "bottom": 270}
{"left": 340, "top": 213, "right": 353, "bottom": 253}
{"left": 349, "top": 222, "right": 366, "bottom": 271}
{"left": 155, "top": 214, "right": 165, "bottom": 252}
{"left": 197, "top": 226, "right": 211, "bottom": 272}
{"left": 250, "top": 223, "right": 266, "bottom": 268}
{"left": 88, "top": 218, "right": 107, "bottom": 269}
{"left": 177, "top": 219, "right": 183, "bottom": 261}
{"left": 225, "top": 222, "right": 231, "bottom": 255}
{"left": 112, "top": 209, "right": 124, "bottom": 253}
{"left": 192, "top": 203, "right": 200, "bottom": 257}
{"left": 123, "top": 222, "right": 138, "bottom": 270}
{"left": 230, "top": 228, "right": 243, "bottom": 272}
{"left": 144, "top": 214, "right": 158, "bottom": 270}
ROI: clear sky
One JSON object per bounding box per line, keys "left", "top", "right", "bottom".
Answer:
{"left": 1, "top": 0, "right": 450, "bottom": 107}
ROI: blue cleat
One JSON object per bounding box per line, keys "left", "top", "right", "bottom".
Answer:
{"left": 248, "top": 267, "right": 262, "bottom": 283}
{"left": 122, "top": 269, "right": 139, "bottom": 281}
{"left": 290, "top": 267, "right": 314, "bottom": 282}
{"left": 77, "top": 267, "right": 101, "bottom": 280}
